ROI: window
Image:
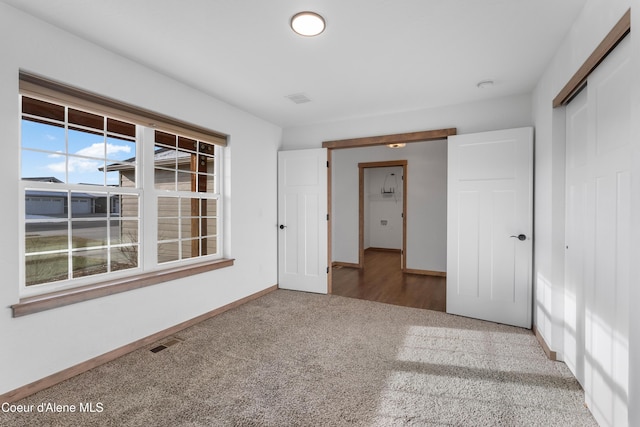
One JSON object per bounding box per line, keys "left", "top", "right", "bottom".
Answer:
{"left": 18, "top": 73, "right": 227, "bottom": 300}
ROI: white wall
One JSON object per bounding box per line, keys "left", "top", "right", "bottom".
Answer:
{"left": 285, "top": 93, "right": 531, "bottom": 273}
{"left": 282, "top": 94, "right": 533, "bottom": 150}
{"left": 0, "top": 4, "right": 281, "bottom": 395}
{"left": 366, "top": 167, "right": 403, "bottom": 250}
{"left": 532, "top": 0, "right": 640, "bottom": 425}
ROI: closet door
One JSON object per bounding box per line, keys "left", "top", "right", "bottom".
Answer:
{"left": 565, "top": 35, "right": 630, "bottom": 427}
{"left": 564, "top": 88, "right": 588, "bottom": 387}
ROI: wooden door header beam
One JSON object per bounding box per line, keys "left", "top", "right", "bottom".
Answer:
{"left": 553, "top": 9, "right": 630, "bottom": 108}
{"left": 322, "top": 128, "right": 457, "bottom": 149}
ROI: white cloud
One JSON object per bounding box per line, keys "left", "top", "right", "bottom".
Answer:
{"left": 45, "top": 143, "right": 131, "bottom": 174}
{"left": 76, "top": 142, "right": 131, "bottom": 158}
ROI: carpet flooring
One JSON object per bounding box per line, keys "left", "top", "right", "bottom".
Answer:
{"left": 1, "top": 290, "right": 596, "bottom": 426}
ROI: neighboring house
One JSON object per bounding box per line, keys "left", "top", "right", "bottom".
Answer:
{"left": 107, "top": 147, "right": 217, "bottom": 262}
{"left": 23, "top": 177, "right": 119, "bottom": 217}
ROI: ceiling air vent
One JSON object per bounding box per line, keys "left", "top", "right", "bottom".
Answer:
{"left": 285, "top": 93, "right": 312, "bottom": 104}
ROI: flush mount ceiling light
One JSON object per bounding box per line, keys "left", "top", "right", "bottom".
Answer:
{"left": 291, "top": 11, "right": 326, "bottom": 36}
{"left": 387, "top": 143, "right": 406, "bottom": 149}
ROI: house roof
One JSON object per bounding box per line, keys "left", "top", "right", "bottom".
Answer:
{"left": 22, "top": 177, "right": 64, "bottom": 184}
{"left": 25, "top": 190, "right": 100, "bottom": 199}
{"left": 104, "top": 147, "right": 191, "bottom": 172}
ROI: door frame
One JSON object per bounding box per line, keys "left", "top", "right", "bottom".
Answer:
{"left": 323, "top": 128, "right": 456, "bottom": 293}
{"left": 358, "top": 161, "right": 408, "bottom": 270}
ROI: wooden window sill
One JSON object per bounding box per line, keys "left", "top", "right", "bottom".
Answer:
{"left": 11, "top": 258, "right": 234, "bottom": 317}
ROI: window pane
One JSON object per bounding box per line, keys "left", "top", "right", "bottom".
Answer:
{"left": 25, "top": 253, "right": 69, "bottom": 286}
{"left": 118, "top": 194, "right": 139, "bottom": 218}
{"left": 196, "top": 174, "right": 208, "bottom": 192}
{"left": 158, "top": 242, "right": 179, "bottom": 263}
{"left": 110, "top": 220, "right": 138, "bottom": 244}
{"left": 155, "top": 130, "right": 176, "bottom": 147}
{"left": 203, "top": 217, "right": 217, "bottom": 237}
{"left": 21, "top": 120, "right": 65, "bottom": 152}
{"left": 206, "top": 236, "right": 217, "bottom": 255}
{"left": 111, "top": 246, "right": 138, "bottom": 272}
{"left": 181, "top": 217, "right": 199, "bottom": 241}
{"left": 22, "top": 97, "right": 65, "bottom": 122}
{"left": 200, "top": 143, "right": 215, "bottom": 156}
{"left": 155, "top": 167, "right": 176, "bottom": 190}
{"left": 158, "top": 197, "right": 179, "bottom": 218}
{"left": 202, "top": 155, "right": 215, "bottom": 173}
{"left": 70, "top": 193, "right": 107, "bottom": 217}
{"left": 72, "top": 249, "right": 108, "bottom": 278}
{"left": 68, "top": 128, "right": 104, "bottom": 156}
{"left": 67, "top": 156, "right": 105, "bottom": 185}
{"left": 178, "top": 136, "right": 197, "bottom": 152}
{"left": 107, "top": 118, "right": 135, "bottom": 138}
{"left": 158, "top": 218, "right": 179, "bottom": 240}
{"left": 106, "top": 164, "right": 135, "bottom": 187}
{"left": 106, "top": 136, "right": 136, "bottom": 162}
{"left": 180, "top": 198, "right": 198, "bottom": 218}
{"left": 68, "top": 108, "right": 103, "bottom": 131}
{"left": 72, "top": 220, "right": 107, "bottom": 248}
{"left": 25, "top": 222, "right": 68, "bottom": 254}
{"left": 22, "top": 150, "right": 66, "bottom": 182}
{"left": 204, "top": 199, "right": 217, "bottom": 216}
{"left": 177, "top": 171, "right": 193, "bottom": 192}
{"left": 25, "top": 190, "right": 68, "bottom": 217}
{"left": 181, "top": 239, "right": 200, "bottom": 259}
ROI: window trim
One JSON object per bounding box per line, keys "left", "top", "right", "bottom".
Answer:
{"left": 11, "top": 258, "right": 235, "bottom": 317}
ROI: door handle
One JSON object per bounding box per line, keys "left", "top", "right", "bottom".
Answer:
{"left": 279, "top": 224, "right": 286, "bottom": 230}
{"left": 510, "top": 234, "right": 526, "bottom": 241}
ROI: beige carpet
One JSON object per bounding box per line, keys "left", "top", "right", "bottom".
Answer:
{"left": 2, "top": 290, "right": 596, "bottom": 426}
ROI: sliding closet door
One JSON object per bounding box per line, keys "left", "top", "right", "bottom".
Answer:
{"left": 565, "top": 35, "right": 630, "bottom": 427}
{"left": 564, "top": 88, "right": 588, "bottom": 388}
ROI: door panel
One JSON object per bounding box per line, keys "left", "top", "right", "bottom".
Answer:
{"left": 278, "top": 148, "right": 328, "bottom": 294}
{"left": 447, "top": 127, "right": 533, "bottom": 328}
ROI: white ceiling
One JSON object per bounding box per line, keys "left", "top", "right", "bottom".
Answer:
{"left": 3, "top": 0, "right": 587, "bottom": 128}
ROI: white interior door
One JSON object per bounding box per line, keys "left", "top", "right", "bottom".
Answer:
{"left": 278, "top": 148, "right": 328, "bottom": 294}
{"left": 447, "top": 127, "right": 533, "bottom": 328}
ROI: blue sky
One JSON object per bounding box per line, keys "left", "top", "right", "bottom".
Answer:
{"left": 21, "top": 120, "right": 135, "bottom": 186}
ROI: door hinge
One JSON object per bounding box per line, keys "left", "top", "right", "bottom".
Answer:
{"left": 326, "top": 161, "right": 329, "bottom": 168}
{"left": 326, "top": 213, "right": 330, "bottom": 221}
{"left": 326, "top": 267, "right": 329, "bottom": 274}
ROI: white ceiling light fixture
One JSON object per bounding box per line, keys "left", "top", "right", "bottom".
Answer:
{"left": 291, "top": 11, "right": 326, "bottom": 37}
{"left": 387, "top": 143, "right": 406, "bottom": 148}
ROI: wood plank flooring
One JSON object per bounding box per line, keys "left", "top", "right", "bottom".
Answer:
{"left": 331, "top": 249, "right": 446, "bottom": 312}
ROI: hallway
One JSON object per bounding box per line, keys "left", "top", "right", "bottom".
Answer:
{"left": 331, "top": 249, "right": 446, "bottom": 312}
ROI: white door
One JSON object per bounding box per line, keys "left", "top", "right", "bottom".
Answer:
{"left": 447, "top": 127, "right": 533, "bottom": 328}
{"left": 578, "top": 35, "right": 630, "bottom": 427}
{"left": 564, "top": 87, "right": 588, "bottom": 387}
{"left": 278, "top": 148, "right": 328, "bottom": 294}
